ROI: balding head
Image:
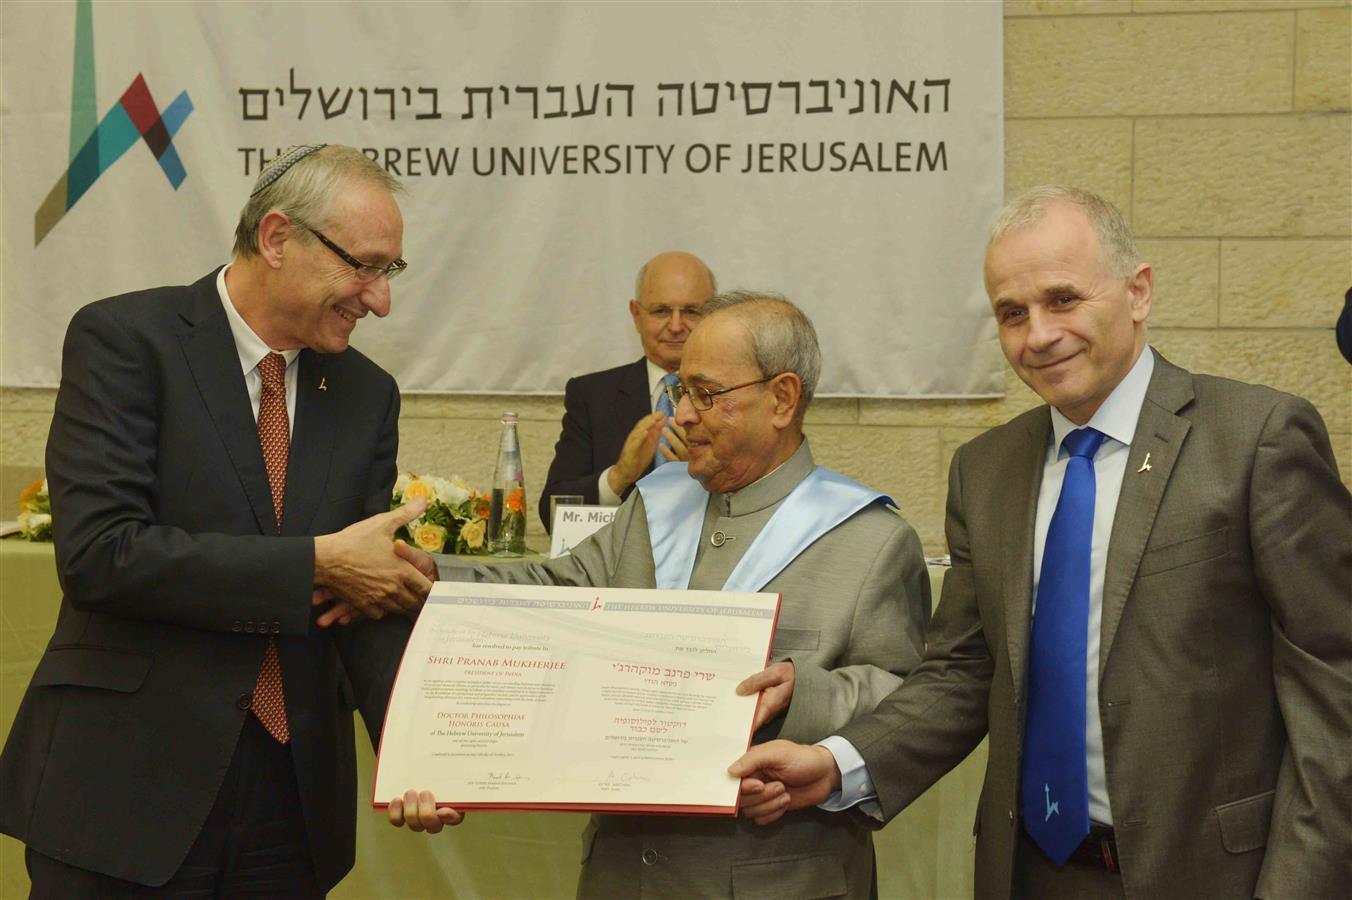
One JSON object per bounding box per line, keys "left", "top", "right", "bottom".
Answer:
{"left": 629, "top": 251, "right": 716, "bottom": 371}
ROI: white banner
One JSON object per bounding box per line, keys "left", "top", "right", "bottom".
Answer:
{"left": 1, "top": 1, "right": 1004, "bottom": 397}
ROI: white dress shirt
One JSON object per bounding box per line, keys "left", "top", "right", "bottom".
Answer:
{"left": 596, "top": 358, "right": 677, "bottom": 505}
{"left": 822, "top": 348, "right": 1156, "bottom": 827}
{"left": 216, "top": 265, "right": 300, "bottom": 432}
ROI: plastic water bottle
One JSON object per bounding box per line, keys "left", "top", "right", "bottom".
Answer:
{"left": 488, "top": 412, "right": 526, "bottom": 556}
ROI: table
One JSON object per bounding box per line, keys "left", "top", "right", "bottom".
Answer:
{"left": 1, "top": 541, "right": 982, "bottom": 899}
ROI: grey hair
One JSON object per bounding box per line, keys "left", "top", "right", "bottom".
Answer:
{"left": 232, "top": 145, "right": 402, "bottom": 258}
{"left": 989, "top": 185, "right": 1141, "bottom": 277}
{"left": 633, "top": 255, "right": 718, "bottom": 302}
{"left": 701, "top": 291, "right": 821, "bottom": 420}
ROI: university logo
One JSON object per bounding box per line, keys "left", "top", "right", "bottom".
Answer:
{"left": 35, "top": 0, "right": 193, "bottom": 245}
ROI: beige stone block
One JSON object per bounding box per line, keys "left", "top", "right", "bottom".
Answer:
{"left": 860, "top": 367, "right": 1043, "bottom": 428}
{"left": 1296, "top": 8, "right": 1352, "bottom": 111}
{"left": 803, "top": 398, "right": 859, "bottom": 425}
{"left": 1134, "top": 115, "right": 1352, "bottom": 237}
{"left": 1135, "top": 1, "right": 1348, "bottom": 12}
{"left": 0, "top": 412, "right": 53, "bottom": 467}
{"left": 0, "top": 387, "right": 57, "bottom": 414}
{"left": 397, "top": 419, "right": 500, "bottom": 489}
{"left": 1150, "top": 330, "right": 1352, "bottom": 432}
{"left": 400, "top": 393, "right": 562, "bottom": 422}
{"left": 1006, "top": 0, "right": 1132, "bottom": 15}
{"left": 1005, "top": 119, "right": 1133, "bottom": 213}
{"left": 807, "top": 425, "right": 945, "bottom": 551}
{"left": 1220, "top": 239, "right": 1352, "bottom": 327}
{"left": 1138, "top": 240, "right": 1220, "bottom": 328}
{"left": 1006, "top": 13, "right": 1293, "bottom": 117}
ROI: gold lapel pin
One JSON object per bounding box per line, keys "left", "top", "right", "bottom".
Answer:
{"left": 318, "top": 376, "right": 328, "bottom": 392}
{"left": 1137, "top": 452, "right": 1152, "bottom": 473}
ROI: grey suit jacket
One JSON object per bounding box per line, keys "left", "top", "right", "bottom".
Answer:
{"left": 444, "top": 441, "right": 931, "bottom": 899}
{"left": 839, "top": 353, "right": 1352, "bottom": 898}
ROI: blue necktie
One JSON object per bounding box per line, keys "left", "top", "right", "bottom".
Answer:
{"left": 1021, "top": 426, "right": 1107, "bottom": 865}
{"left": 653, "top": 373, "right": 679, "bottom": 468}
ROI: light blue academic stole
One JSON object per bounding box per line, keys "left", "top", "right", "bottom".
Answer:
{"left": 636, "top": 462, "right": 893, "bottom": 592}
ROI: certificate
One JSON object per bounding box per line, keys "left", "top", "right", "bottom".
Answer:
{"left": 372, "top": 582, "right": 781, "bottom": 815}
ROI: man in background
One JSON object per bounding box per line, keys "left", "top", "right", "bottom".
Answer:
{"left": 0, "top": 145, "right": 432, "bottom": 895}
{"left": 731, "top": 186, "right": 1352, "bottom": 898}
{"left": 395, "top": 293, "right": 932, "bottom": 898}
{"left": 538, "top": 250, "right": 715, "bottom": 529}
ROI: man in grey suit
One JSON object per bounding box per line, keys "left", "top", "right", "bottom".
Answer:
{"left": 732, "top": 187, "right": 1352, "bottom": 898}
{"left": 392, "top": 292, "right": 932, "bottom": 898}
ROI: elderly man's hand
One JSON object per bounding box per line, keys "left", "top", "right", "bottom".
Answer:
{"left": 314, "top": 501, "right": 432, "bottom": 621}
{"left": 728, "top": 740, "right": 841, "bottom": 826}
{"left": 737, "top": 661, "right": 796, "bottom": 731}
{"left": 607, "top": 411, "right": 667, "bottom": 496}
{"left": 312, "top": 587, "right": 355, "bottom": 628}
{"left": 388, "top": 789, "right": 464, "bottom": 833}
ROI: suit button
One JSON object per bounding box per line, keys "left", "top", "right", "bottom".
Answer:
{"left": 271, "top": 621, "right": 281, "bottom": 634}
{"left": 231, "top": 620, "right": 243, "bottom": 632}
{"left": 244, "top": 621, "right": 256, "bottom": 633}
{"left": 641, "top": 848, "right": 659, "bottom": 866}
{"left": 236, "top": 692, "right": 253, "bottom": 710}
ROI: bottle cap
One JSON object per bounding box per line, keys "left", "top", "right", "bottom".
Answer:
{"left": 502, "top": 411, "right": 518, "bottom": 423}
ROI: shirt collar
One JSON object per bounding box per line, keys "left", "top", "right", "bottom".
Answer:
{"left": 714, "top": 437, "right": 815, "bottom": 517}
{"left": 645, "top": 358, "right": 676, "bottom": 405}
{"left": 1048, "top": 345, "right": 1155, "bottom": 456}
{"left": 216, "top": 265, "right": 301, "bottom": 376}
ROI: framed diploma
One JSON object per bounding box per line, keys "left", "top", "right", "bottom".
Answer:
{"left": 372, "top": 582, "right": 781, "bottom": 815}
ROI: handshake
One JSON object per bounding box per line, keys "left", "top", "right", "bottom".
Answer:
{"left": 310, "top": 498, "right": 441, "bottom": 628}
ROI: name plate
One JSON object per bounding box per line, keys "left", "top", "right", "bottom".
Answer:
{"left": 549, "top": 504, "right": 616, "bottom": 558}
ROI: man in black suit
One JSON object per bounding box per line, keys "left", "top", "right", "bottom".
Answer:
{"left": 538, "top": 251, "right": 716, "bottom": 529}
{"left": 0, "top": 144, "right": 432, "bottom": 895}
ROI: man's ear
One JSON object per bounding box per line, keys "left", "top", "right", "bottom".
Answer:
{"left": 257, "top": 211, "right": 294, "bottom": 270}
{"left": 769, "top": 372, "right": 803, "bottom": 427}
{"left": 1128, "top": 261, "right": 1153, "bottom": 324}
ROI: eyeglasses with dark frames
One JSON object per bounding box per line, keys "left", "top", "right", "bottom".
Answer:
{"left": 299, "top": 223, "right": 407, "bottom": 282}
{"left": 666, "top": 375, "right": 782, "bottom": 411}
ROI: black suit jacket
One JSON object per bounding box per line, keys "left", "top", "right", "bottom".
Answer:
{"left": 0, "top": 269, "right": 410, "bottom": 890}
{"left": 538, "top": 358, "right": 651, "bottom": 529}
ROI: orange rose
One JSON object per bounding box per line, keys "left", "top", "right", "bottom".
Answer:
{"left": 506, "top": 487, "right": 525, "bottom": 514}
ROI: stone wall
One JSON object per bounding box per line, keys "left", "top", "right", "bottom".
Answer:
{"left": 3, "top": 0, "right": 1349, "bottom": 554}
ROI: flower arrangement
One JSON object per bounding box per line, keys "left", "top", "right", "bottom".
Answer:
{"left": 391, "top": 472, "right": 491, "bottom": 554}
{"left": 17, "top": 478, "right": 52, "bottom": 541}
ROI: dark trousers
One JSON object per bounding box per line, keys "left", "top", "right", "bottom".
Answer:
{"left": 27, "top": 715, "right": 321, "bottom": 899}
{"left": 1013, "top": 830, "right": 1124, "bottom": 900}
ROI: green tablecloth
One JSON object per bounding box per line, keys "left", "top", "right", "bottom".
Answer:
{"left": 1, "top": 541, "right": 981, "bottom": 899}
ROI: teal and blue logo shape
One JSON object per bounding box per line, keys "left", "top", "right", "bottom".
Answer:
{"left": 35, "top": 0, "right": 193, "bottom": 245}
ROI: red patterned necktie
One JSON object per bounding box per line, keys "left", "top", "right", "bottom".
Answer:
{"left": 252, "top": 352, "right": 290, "bottom": 743}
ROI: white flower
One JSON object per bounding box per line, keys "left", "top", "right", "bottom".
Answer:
{"left": 393, "top": 471, "right": 412, "bottom": 498}
{"left": 18, "top": 509, "right": 52, "bottom": 540}
{"left": 432, "top": 475, "right": 470, "bottom": 507}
